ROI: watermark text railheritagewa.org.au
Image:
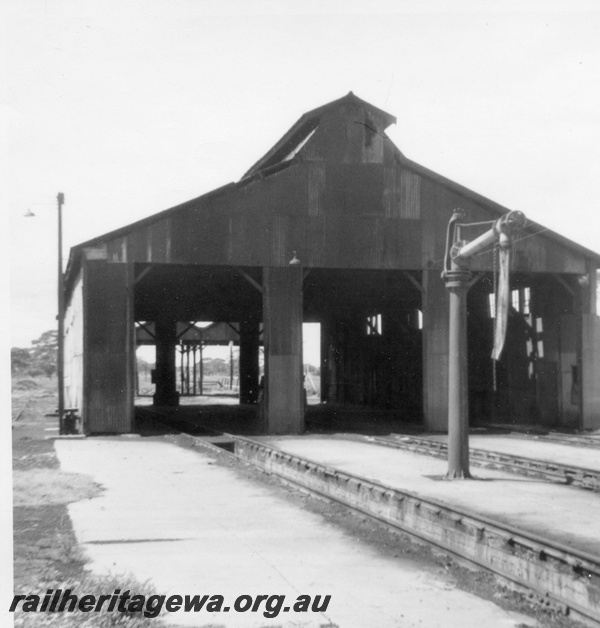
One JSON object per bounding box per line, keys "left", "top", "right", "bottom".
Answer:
{"left": 10, "top": 589, "right": 332, "bottom": 619}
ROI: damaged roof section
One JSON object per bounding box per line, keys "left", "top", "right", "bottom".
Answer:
{"left": 242, "top": 92, "right": 399, "bottom": 178}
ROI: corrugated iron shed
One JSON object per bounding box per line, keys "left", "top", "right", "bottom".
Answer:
{"left": 63, "top": 92, "right": 600, "bottom": 435}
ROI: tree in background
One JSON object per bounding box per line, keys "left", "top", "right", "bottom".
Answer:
{"left": 11, "top": 348, "right": 31, "bottom": 374}
{"left": 11, "top": 330, "right": 58, "bottom": 377}
{"left": 30, "top": 330, "right": 58, "bottom": 377}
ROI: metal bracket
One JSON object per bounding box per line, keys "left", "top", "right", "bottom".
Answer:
{"left": 136, "top": 321, "right": 156, "bottom": 339}
{"left": 225, "top": 322, "right": 240, "bottom": 336}
{"left": 176, "top": 321, "right": 199, "bottom": 340}
{"left": 468, "top": 272, "right": 485, "bottom": 290}
{"left": 550, "top": 274, "right": 575, "bottom": 297}
{"left": 236, "top": 268, "right": 263, "bottom": 294}
{"left": 134, "top": 267, "right": 152, "bottom": 284}
{"left": 402, "top": 271, "right": 423, "bottom": 293}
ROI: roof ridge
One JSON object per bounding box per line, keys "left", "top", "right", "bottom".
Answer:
{"left": 242, "top": 92, "right": 396, "bottom": 178}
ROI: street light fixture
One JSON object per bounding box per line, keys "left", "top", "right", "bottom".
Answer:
{"left": 24, "top": 192, "right": 66, "bottom": 433}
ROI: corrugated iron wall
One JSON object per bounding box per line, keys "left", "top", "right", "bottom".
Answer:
{"left": 422, "top": 269, "right": 450, "bottom": 431}
{"left": 98, "top": 159, "right": 588, "bottom": 278}
{"left": 83, "top": 260, "right": 134, "bottom": 434}
{"left": 64, "top": 269, "right": 84, "bottom": 411}
{"left": 67, "top": 96, "right": 600, "bottom": 434}
{"left": 263, "top": 265, "right": 304, "bottom": 434}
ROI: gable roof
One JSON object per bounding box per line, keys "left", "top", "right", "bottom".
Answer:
{"left": 65, "top": 92, "right": 600, "bottom": 284}
{"left": 242, "top": 92, "right": 397, "bottom": 178}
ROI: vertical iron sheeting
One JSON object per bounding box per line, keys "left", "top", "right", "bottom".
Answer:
{"left": 384, "top": 168, "right": 421, "bottom": 219}
{"left": 64, "top": 269, "right": 84, "bottom": 412}
{"left": 513, "top": 233, "right": 585, "bottom": 274}
{"left": 308, "top": 162, "right": 325, "bottom": 216}
{"left": 422, "top": 269, "right": 450, "bottom": 431}
{"left": 271, "top": 215, "right": 288, "bottom": 266}
{"left": 263, "top": 265, "right": 304, "bottom": 433}
{"left": 83, "top": 260, "right": 134, "bottom": 434}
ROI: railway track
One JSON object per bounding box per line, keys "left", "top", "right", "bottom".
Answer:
{"left": 142, "top": 413, "right": 600, "bottom": 626}
{"left": 523, "top": 432, "right": 600, "bottom": 449}
{"left": 472, "top": 426, "right": 600, "bottom": 449}
{"left": 362, "top": 434, "right": 600, "bottom": 491}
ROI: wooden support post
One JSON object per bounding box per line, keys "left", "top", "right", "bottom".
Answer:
{"left": 153, "top": 317, "right": 179, "bottom": 406}
{"left": 82, "top": 260, "right": 135, "bottom": 434}
{"left": 422, "top": 269, "right": 450, "bottom": 431}
{"left": 185, "top": 345, "right": 189, "bottom": 394}
{"left": 239, "top": 315, "right": 260, "bottom": 403}
{"left": 262, "top": 265, "right": 304, "bottom": 434}
{"left": 320, "top": 317, "right": 332, "bottom": 403}
{"left": 199, "top": 343, "right": 204, "bottom": 395}
{"left": 179, "top": 344, "right": 185, "bottom": 394}
{"left": 192, "top": 345, "right": 197, "bottom": 396}
{"left": 578, "top": 260, "right": 600, "bottom": 430}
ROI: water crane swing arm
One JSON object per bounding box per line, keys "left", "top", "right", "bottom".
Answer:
{"left": 441, "top": 208, "right": 526, "bottom": 480}
{"left": 443, "top": 210, "right": 527, "bottom": 273}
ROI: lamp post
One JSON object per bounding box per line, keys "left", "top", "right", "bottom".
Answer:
{"left": 25, "top": 192, "right": 66, "bottom": 433}
{"left": 57, "top": 193, "right": 65, "bottom": 433}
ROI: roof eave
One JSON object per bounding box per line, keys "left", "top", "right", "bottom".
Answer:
{"left": 397, "top": 151, "right": 600, "bottom": 264}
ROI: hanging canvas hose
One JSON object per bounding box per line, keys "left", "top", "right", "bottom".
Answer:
{"left": 443, "top": 208, "right": 525, "bottom": 480}
{"left": 492, "top": 243, "right": 511, "bottom": 361}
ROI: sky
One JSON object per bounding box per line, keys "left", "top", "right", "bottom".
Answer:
{"left": 4, "top": 0, "right": 600, "bottom": 354}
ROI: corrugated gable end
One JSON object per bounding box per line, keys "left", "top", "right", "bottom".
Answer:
{"left": 512, "top": 230, "right": 586, "bottom": 274}
{"left": 303, "top": 103, "right": 387, "bottom": 165}
{"left": 235, "top": 162, "right": 305, "bottom": 216}
{"left": 308, "top": 162, "right": 326, "bottom": 216}
{"left": 268, "top": 215, "right": 286, "bottom": 266}
{"left": 305, "top": 215, "right": 329, "bottom": 266}
{"left": 107, "top": 237, "right": 127, "bottom": 262}
{"left": 227, "top": 212, "right": 274, "bottom": 266}
{"left": 104, "top": 217, "right": 174, "bottom": 265}
{"left": 127, "top": 228, "right": 148, "bottom": 262}
{"left": 324, "top": 164, "right": 385, "bottom": 215}
{"left": 384, "top": 168, "right": 421, "bottom": 219}
{"left": 401, "top": 154, "right": 600, "bottom": 272}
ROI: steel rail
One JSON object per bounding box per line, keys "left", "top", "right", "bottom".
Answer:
{"left": 473, "top": 427, "right": 600, "bottom": 450}
{"left": 141, "top": 411, "right": 600, "bottom": 625}
{"left": 367, "top": 434, "right": 600, "bottom": 491}
{"left": 524, "top": 433, "right": 600, "bottom": 449}
{"left": 227, "top": 433, "right": 600, "bottom": 625}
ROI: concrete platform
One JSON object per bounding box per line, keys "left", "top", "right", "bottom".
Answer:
{"left": 267, "top": 436, "right": 600, "bottom": 558}
{"left": 55, "top": 437, "right": 535, "bottom": 628}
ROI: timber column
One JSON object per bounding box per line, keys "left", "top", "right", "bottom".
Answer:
{"left": 422, "top": 269, "right": 450, "bottom": 431}
{"left": 153, "top": 317, "right": 180, "bottom": 406}
{"left": 239, "top": 314, "right": 260, "bottom": 404}
{"left": 82, "top": 259, "right": 135, "bottom": 434}
{"left": 320, "top": 316, "right": 333, "bottom": 403}
{"left": 579, "top": 259, "right": 600, "bottom": 429}
{"left": 262, "top": 265, "right": 304, "bottom": 434}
